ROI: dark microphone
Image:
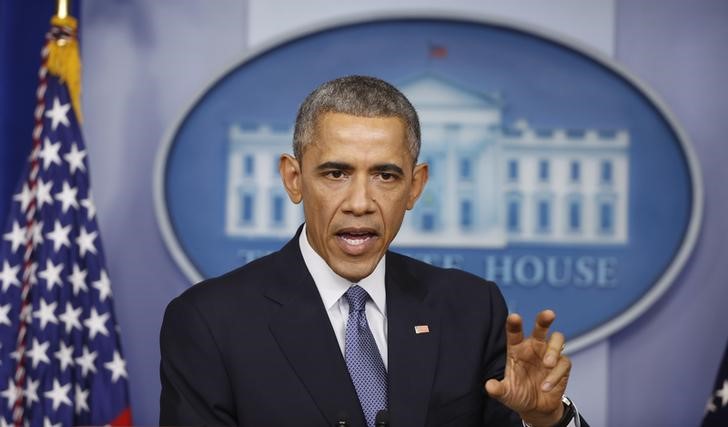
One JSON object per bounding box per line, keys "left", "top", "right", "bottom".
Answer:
{"left": 375, "top": 410, "right": 389, "bottom": 427}
{"left": 334, "top": 411, "right": 349, "bottom": 426}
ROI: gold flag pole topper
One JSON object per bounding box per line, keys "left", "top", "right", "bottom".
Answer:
{"left": 48, "top": 0, "right": 83, "bottom": 122}
{"left": 56, "top": 0, "right": 69, "bottom": 19}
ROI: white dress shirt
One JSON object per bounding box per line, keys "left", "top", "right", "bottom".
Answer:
{"left": 298, "top": 225, "right": 388, "bottom": 369}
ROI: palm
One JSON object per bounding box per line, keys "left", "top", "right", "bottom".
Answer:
{"left": 499, "top": 334, "right": 565, "bottom": 413}
{"left": 485, "top": 310, "right": 570, "bottom": 426}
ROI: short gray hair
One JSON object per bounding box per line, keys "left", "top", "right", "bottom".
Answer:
{"left": 293, "top": 75, "right": 421, "bottom": 162}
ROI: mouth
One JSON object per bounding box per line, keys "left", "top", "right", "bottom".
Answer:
{"left": 335, "top": 228, "right": 379, "bottom": 256}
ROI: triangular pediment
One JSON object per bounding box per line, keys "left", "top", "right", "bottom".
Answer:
{"left": 397, "top": 74, "right": 499, "bottom": 109}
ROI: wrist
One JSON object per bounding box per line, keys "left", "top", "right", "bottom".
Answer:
{"left": 522, "top": 396, "right": 575, "bottom": 427}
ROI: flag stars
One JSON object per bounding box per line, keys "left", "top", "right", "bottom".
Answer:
{"left": 104, "top": 351, "right": 128, "bottom": 383}
{"left": 44, "top": 97, "right": 71, "bottom": 131}
{"left": 46, "top": 220, "right": 71, "bottom": 252}
{"left": 58, "top": 302, "right": 82, "bottom": 334}
{"left": 67, "top": 263, "right": 88, "bottom": 296}
{"left": 30, "top": 220, "right": 45, "bottom": 248}
{"left": 43, "top": 417, "right": 61, "bottom": 427}
{"left": 21, "top": 305, "right": 34, "bottom": 326}
{"left": 64, "top": 142, "right": 87, "bottom": 174}
{"left": 2, "top": 221, "right": 26, "bottom": 253}
{"left": 706, "top": 379, "right": 728, "bottom": 414}
{"left": 0, "top": 304, "right": 11, "bottom": 326}
{"left": 706, "top": 395, "right": 717, "bottom": 413}
{"left": 25, "top": 261, "right": 38, "bottom": 286}
{"left": 83, "top": 308, "right": 109, "bottom": 339}
{"left": 54, "top": 181, "right": 79, "bottom": 213}
{"left": 43, "top": 379, "right": 71, "bottom": 411}
{"left": 54, "top": 341, "right": 75, "bottom": 371}
{"left": 75, "top": 346, "right": 97, "bottom": 377}
{"left": 25, "top": 378, "right": 40, "bottom": 408}
{"left": 75, "top": 226, "right": 98, "bottom": 257}
{"left": 38, "top": 259, "right": 63, "bottom": 290}
{"left": 33, "top": 298, "right": 58, "bottom": 330}
{"left": 80, "top": 196, "right": 96, "bottom": 220}
{"left": 13, "top": 183, "right": 33, "bottom": 213}
{"left": 36, "top": 178, "right": 54, "bottom": 210}
{"left": 26, "top": 338, "right": 51, "bottom": 368}
{"left": 0, "top": 261, "right": 20, "bottom": 292}
{"left": 93, "top": 270, "right": 112, "bottom": 302}
{"left": 716, "top": 380, "right": 728, "bottom": 407}
{"left": 0, "top": 379, "right": 19, "bottom": 410}
{"left": 38, "top": 138, "right": 62, "bottom": 170}
{"left": 74, "top": 384, "right": 89, "bottom": 414}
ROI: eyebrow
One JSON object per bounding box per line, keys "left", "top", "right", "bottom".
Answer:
{"left": 371, "top": 163, "right": 405, "bottom": 176}
{"left": 315, "top": 162, "right": 405, "bottom": 176}
{"left": 316, "top": 161, "right": 353, "bottom": 172}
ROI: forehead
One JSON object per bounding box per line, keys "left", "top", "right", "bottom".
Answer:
{"left": 305, "top": 112, "right": 409, "bottom": 158}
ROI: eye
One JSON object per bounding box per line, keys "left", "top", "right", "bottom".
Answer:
{"left": 327, "top": 170, "right": 345, "bottom": 179}
{"left": 376, "top": 171, "right": 402, "bottom": 182}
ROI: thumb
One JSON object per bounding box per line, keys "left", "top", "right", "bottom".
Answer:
{"left": 484, "top": 378, "right": 505, "bottom": 399}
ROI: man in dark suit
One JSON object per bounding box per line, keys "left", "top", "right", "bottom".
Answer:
{"left": 160, "top": 76, "right": 585, "bottom": 427}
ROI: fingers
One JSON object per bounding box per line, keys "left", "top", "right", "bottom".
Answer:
{"left": 505, "top": 313, "right": 524, "bottom": 347}
{"left": 530, "top": 309, "right": 556, "bottom": 341}
{"left": 543, "top": 331, "right": 565, "bottom": 368}
{"left": 484, "top": 378, "right": 505, "bottom": 398}
{"left": 541, "top": 356, "right": 571, "bottom": 392}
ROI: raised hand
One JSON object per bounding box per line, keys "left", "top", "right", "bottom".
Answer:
{"left": 485, "top": 310, "right": 571, "bottom": 427}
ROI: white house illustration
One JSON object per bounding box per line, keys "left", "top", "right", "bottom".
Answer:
{"left": 225, "top": 75, "right": 629, "bottom": 246}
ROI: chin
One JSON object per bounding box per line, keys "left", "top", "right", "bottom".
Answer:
{"left": 334, "top": 260, "right": 378, "bottom": 283}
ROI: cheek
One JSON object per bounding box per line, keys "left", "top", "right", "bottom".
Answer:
{"left": 303, "top": 184, "right": 343, "bottom": 218}
{"left": 385, "top": 184, "right": 413, "bottom": 204}
{"left": 377, "top": 194, "right": 410, "bottom": 224}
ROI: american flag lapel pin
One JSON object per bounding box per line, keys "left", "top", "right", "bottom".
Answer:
{"left": 414, "top": 325, "right": 430, "bottom": 334}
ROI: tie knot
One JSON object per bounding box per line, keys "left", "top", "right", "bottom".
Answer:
{"left": 345, "top": 285, "right": 369, "bottom": 312}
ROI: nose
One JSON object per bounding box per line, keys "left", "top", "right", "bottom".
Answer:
{"left": 342, "top": 174, "right": 376, "bottom": 216}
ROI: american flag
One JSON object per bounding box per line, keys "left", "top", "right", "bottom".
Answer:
{"left": 428, "top": 43, "right": 447, "bottom": 59}
{"left": 0, "top": 16, "right": 131, "bottom": 427}
{"left": 703, "top": 341, "right": 728, "bottom": 426}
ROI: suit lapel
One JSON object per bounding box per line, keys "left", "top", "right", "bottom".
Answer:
{"left": 266, "top": 235, "right": 365, "bottom": 426}
{"left": 386, "top": 253, "right": 440, "bottom": 427}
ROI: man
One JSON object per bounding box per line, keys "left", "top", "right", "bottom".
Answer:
{"left": 160, "top": 76, "right": 586, "bottom": 426}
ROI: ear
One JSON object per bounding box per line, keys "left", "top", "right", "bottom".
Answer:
{"left": 406, "top": 162, "right": 429, "bottom": 210}
{"left": 279, "top": 154, "right": 303, "bottom": 204}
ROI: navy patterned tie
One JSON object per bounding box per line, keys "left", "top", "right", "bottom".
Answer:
{"left": 344, "top": 285, "right": 388, "bottom": 427}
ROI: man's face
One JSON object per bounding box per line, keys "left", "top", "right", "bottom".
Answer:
{"left": 280, "top": 112, "right": 428, "bottom": 282}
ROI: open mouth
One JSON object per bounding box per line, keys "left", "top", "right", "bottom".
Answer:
{"left": 335, "top": 229, "right": 379, "bottom": 255}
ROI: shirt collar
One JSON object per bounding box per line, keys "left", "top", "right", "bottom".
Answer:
{"left": 298, "top": 224, "right": 386, "bottom": 315}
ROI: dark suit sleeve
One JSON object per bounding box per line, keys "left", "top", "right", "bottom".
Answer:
{"left": 159, "top": 295, "right": 237, "bottom": 426}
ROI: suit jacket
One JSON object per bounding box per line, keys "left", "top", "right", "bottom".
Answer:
{"left": 159, "top": 231, "right": 525, "bottom": 426}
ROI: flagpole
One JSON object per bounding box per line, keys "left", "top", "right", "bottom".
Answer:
{"left": 56, "top": 0, "right": 69, "bottom": 19}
